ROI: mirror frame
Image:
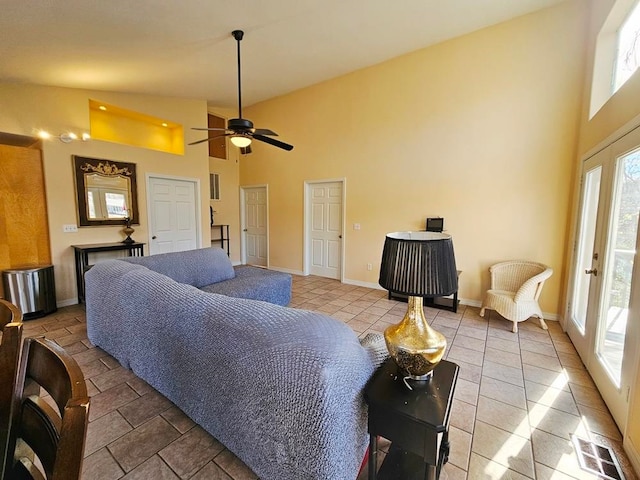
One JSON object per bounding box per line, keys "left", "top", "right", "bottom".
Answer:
{"left": 73, "top": 155, "right": 139, "bottom": 227}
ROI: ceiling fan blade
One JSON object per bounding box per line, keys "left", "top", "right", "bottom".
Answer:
{"left": 187, "top": 134, "right": 229, "bottom": 146}
{"left": 253, "top": 128, "right": 278, "bottom": 136}
{"left": 253, "top": 134, "right": 294, "bottom": 151}
{"left": 189, "top": 31, "right": 292, "bottom": 153}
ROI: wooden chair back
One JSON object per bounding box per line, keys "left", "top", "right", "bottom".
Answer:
{"left": 0, "top": 299, "right": 23, "bottom": 480}
{"left": 5, "top": 337, "right": 90, "bottom": 480}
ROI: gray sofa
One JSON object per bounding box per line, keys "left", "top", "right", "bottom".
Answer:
{"left": 84, "top": 247, "right": 386, "bottom": 480}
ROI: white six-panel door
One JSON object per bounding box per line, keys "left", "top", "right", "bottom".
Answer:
{"left": 242, "top": 186, "right": 268, "bottom": 266}
{"left": 148, "top": 176, "right": 199, "bottom": 255}
{"left": 307, "top": 181, "right": 343, "bottom": 279}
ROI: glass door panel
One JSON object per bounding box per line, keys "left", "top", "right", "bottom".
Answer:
{"left": 596, "top": 148, "right": 640, "bottom": 386}
{"left": 571, "top": 165, "right": 602, "bottom": 333}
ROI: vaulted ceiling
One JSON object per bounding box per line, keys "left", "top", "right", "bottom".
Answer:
{"left": 0, "top": 0, "right": 567, "bottom": 108}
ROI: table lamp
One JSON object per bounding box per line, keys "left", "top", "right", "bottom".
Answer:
{"left": 378, "top": 231, "right": 458, "bottom": 380}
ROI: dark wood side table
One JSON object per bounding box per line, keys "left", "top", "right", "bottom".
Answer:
{"left": 72, "top": 242, "right": 145, "bottom": 303}
{"left": 365, "top": 358, "right": 459, "bottom": 480}
{"left": 211, "top": 224, "right": 230, "bottom": 256}
{"left": 388, "top": 271, "right": 462, "bottom": 313}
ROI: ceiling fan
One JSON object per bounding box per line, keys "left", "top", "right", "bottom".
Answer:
{"left": 189, "top": 30, "right": 293, "bottom": 153}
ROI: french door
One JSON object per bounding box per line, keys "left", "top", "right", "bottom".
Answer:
{"left": 568, "top": 126, "right": 640, "bottom": 431}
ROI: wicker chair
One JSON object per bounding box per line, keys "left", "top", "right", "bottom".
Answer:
{"left": 479, "top": 261, "right": 553, "bottom": 333}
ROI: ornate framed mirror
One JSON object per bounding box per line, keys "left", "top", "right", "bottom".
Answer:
{"left": 73, "top": 155, "right": 138, "bottom": 226}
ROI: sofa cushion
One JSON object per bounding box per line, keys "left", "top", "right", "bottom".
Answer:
{"left": 200, "top": 265, "right": 292, "bottom": 306}
{"left": 123, "top": 247, "right": 235, "bottom": 287}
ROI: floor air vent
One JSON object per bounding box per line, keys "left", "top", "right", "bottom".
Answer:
{"left": 571, "top": 435, "right": 626, "bottom": 480}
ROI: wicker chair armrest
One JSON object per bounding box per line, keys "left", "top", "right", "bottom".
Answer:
{"left": 514, "top": 268, "right": 553, "bottom": 303}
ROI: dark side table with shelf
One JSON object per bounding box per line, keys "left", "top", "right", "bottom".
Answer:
{"left": 365, "top": 358, "right": 459, "bottom": 480}
{"left": 211, "top": 224, "right": 230, "bottom": 256}
{"left": 72, "top": 242, "right": 145, "bottom": 304}
{"left": 388, "top": 270, "right": 462, "bottom": 313}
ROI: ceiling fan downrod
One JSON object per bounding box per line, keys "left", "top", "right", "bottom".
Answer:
{"left": 232, "top": 30, "right": 244, "bottom": 119}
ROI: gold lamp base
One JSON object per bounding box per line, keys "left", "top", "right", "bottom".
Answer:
{"left": 384, "top": 296, "right": 447, "bottom": 380}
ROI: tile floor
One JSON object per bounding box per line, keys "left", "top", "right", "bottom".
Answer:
{"left": 21, "top": 274, "right": 638, "bottom": 480}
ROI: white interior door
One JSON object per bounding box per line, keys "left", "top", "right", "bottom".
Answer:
{"left": 148, "top": 176, "right": 199, "bottom": 255}
{"left": 241, "top": 186, "right": 268, "bottom": 266}
{"left": 568, "top": 127, "right": 640, "bottom": 430}
{"left": 307, "top": 181, "right": 343, "bottom": 279}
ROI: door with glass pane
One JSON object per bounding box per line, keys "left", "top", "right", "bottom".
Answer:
{"left": 567, "top": 154, "right": 608, "bottom": 358}
{"left": 568, "top": 128, "right": 640, "bottom": 431}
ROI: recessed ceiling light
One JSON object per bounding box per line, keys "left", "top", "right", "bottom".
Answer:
{"left": 162, "top": 122, "right": 168, "bottom": 127}
{"left": 99, "top": 105, "right": 107, "bottom": 111}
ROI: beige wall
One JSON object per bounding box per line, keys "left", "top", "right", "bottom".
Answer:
{"left": 207, "top": 107, "right": 242, "bottom": 263}
{"left": 240, "top": 0, "right": 589, "bottom": 316}
{"left": 0, "top": 83, "right": 211, "bottom": 304}
{"left": 573, "top": 0, "right": 640, "bottom": 471}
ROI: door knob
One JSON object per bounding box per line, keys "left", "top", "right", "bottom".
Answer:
{"left": 339, "top": 235, "right": 342, "bottom": 239}
{"left": 152, "top": 236, "right": 157, "bottom": 240}
{"left": 585, "top": 268, "right": 598, "bottom": 276}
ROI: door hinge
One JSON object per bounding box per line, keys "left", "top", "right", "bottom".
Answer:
{"left": 626, "top": 385, "right": 631, "bottom": 403}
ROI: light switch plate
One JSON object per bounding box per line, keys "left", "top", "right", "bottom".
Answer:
{"left": 63, "top": 224, "right": 78, "bottom": 233}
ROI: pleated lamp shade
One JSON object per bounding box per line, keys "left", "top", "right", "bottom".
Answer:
{"left": 379, "top": 232, "right": 458, "bottom": 297}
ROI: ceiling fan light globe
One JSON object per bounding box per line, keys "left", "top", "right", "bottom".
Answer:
{"left": 230, "top": 135, "right": 252, "bottom": 148}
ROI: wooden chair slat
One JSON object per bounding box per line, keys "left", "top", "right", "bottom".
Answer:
{"left": 5, "top": 337, "right": 90, "bottom": 480}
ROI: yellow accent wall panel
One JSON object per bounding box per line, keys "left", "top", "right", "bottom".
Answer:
{"left": 89, "top": 100, "right": 184, "bottom": 155}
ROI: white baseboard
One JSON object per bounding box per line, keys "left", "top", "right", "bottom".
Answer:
{"left": 57, "top": 298, "right": 78, "bottom": 308}
{"left": 342, "top": 278, "right": 383, "bottom": 290}
{"left": 460, "top": 298, "right": 481, "bottom": 308}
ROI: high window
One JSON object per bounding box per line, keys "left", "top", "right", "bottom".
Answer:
{"left": 590, "top": 0, "right": 640, "bottom": 118}
{"left": 614, "top": 0, "right": 640, "bottom": 93}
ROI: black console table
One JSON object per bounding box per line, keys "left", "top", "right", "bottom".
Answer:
{"left": 365, "top": 358, "right": 459, "bottom": 480}
{"left": 211, "top": 224, "right": 230, "bottom": 256}
{"left": 72, "top": 242, "right": 145, "bottom": 303}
